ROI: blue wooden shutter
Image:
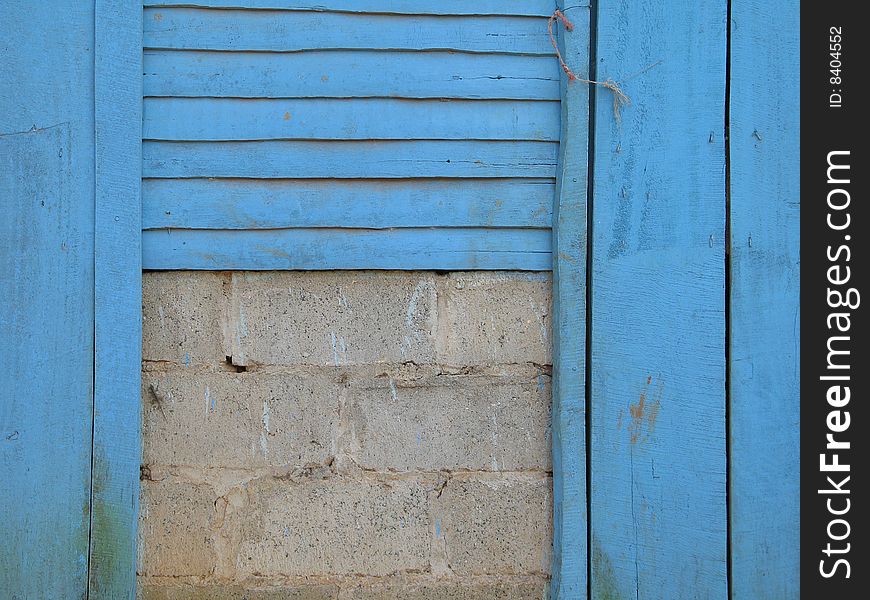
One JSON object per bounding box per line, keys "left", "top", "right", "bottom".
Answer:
{"left": 140, "top": 0, "right": 562, "bottom": 271}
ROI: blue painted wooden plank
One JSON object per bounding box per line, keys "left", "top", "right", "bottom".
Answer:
{"left": 549, "top": 2, "right": 590, "bottom": 598}
{"left": 589, "top": 1, "right": 728, "bottom": 598}
{"left": 143, "top": 178, "right": 554, "bottom": 229}
{"left": 0, "top": 125, "right": 93, "bottom": 600}
{"left": 143, "top": 140, "right": 558, "bottom": 178}
{"left": 89, "top": 2, "right": 142, "bottom": 598}
{"left": 143, "top": 50, "right": 560, "bottom": 100}
{"left": 144, "top": 8, "right": 555, "bottom": 55}
{"left": 0, "top": 3, "right": 95, "bottom": 597}
{"left": 142, "top": 228, "right": 552, "bottom": 270}
{"left": 143, "top": 0, "right": 558, "bottom": 16}
{"left": 728, "top": 1, "right": 800, "bottom": 597}
{"left": 143, "top": 98, "right": 560, "bottom": 141}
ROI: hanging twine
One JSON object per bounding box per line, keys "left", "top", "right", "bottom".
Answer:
{"left": 548, "top": 9, "right": 631, "bottom": 122}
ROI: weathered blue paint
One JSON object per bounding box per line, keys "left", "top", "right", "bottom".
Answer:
{"left": 142, "top": 228, "right": 552, "bottom": 271}
{"left": 549, "top": 2, "right": 591, "bottom": 598}
{"left": 144, "top": 98, "right": 561, "bottom": 141}
{"left": 3, "top": 2, "right": 799, "bottom": 596}
{"left": 89, "top": 1, "right": 143, "bottom": 598}
{"left": 144, "top": 8, "right": 556, "bottom": 54}
{"left": 142, "top": 0, "right": 557, "bottom": 16}
{"left": 143, "top": 141, "right": 557, "bottom": 179}
{"left": 728, "top": 1, "right": 800, "bottom": 597}
{"left": 143, "top": 50, "right": 561, "bottom": 99}
{"left": 589, "top": 1, "right": 728, "bottom": 598}
{"left": 143, "top": 178, "right": 554, "bottom": 229}
{"left": 0, "top": 3, "right": 96, "bottom": 597}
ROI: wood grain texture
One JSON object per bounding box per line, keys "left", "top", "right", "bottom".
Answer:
{"left": 144, "top": 8, "right": 555, "bottom": 54}
{"left": 143, "top": 178, "right": 554, "bottom": 229}
{"left": 89, "top": 2, "right": 142, "bottom": 598}
{"left": 142, "top": 228, "right": 552, "bottom": 270}
{"left": 142, "top": 0, "right": 560, "bottom": 16}
{"left": 728, "top": 1, "right": 800, "bottom": 597}
{"left": 143, "top": 140, "right": 558, "bottom": 178}
{"left": 549, "top": 2, "right": 590, "bottom": 598}
{"left": 143, "top": 50, "right": 560, "bottom": 100}
{"left": 589, "top": 1, "right": 728, "bottom": 598}
{"left": 0, "top": 3, "right": 95, "bottom": 597}
{"left": 143, "top": 98, "right": 560, "bottom": 141}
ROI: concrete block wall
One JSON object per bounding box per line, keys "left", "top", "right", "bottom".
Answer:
{"left": 139, "top": 271, "right": 553, "bottom": 599}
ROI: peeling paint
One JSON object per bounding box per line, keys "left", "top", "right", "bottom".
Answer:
{"left": 337, "top": 286, "right": 349, "bottom": 308}
{"left": 627, "top": 376, "right": 663, "bottom": 444}
{"left": 529, "top": 298, "right": 548, "bottom": 343}
{"left": 260, "top": 400, "right": 271, "bottom": 457}
{"left": 329, "top": 331, "right": 347, "bottom": 365}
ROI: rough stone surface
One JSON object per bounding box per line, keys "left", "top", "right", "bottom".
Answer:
{"left": 142, "top": 370, "right": 339, "bottom": 469}
{"left": 139, "top": 479, "right": 218, "bottom": 577}
{"left": 138, "top": 583, "right": 340, "bottom": 600}
{"left": 344, "top": 367, "right": 551, "bottom": 472}
{"left": 437, "top": 273, "right": 551, "bottom": 366}
{"left": 140, "top": 271, "right": 554, "bottom": 596}
{"left": 143, "top": 271, "right": 230, "bottom": 366}
{"left": 431, "top": 475, "right": 553, "bottom": 576}
{"left": 229, "top": 272, "right": 437, "bottom": 366}
{"left": 137, "top": 578, "right": 546, "bottom": 600}
{"left": 236, "top": 477, "right": 433, "bottom": 577}
{"left": 338, "top": 577, "right": 548, "bottom": 599}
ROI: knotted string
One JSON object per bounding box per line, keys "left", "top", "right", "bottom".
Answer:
{"left": 548, "top": 9, "right": 631, "bottom": 122}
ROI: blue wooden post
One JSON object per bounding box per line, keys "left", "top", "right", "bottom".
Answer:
{"left": 728, "top": 1, "right": 800, "bottom": 596}
{"left": 89, "top": 1, "right": 143, "bottom": 598}
{"left": 1, "top": 2, "right": 142, "bottom": 597}
{"left": 0, "top": 3, "right": 97, "bottom": 597}
{"left": 589, "top": 1, "right": 729, "bottom": 597}
{"left": 550, "top": 1, "right": 591, "bottom": 597}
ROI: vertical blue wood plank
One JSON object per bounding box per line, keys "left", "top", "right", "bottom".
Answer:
{"left": 590, "top": 2, "right": 728, "bottom": 598}
{"left": 729, "top": 1, "right": 800, "bottom": 597}
{"left": 0, "top": 2, "right": 96, "bottom": 597}
{"left": 550, "top": 2, "right": 591, "bottom": 598}
{"left": 89, "top": 1, "right": 143, "bottom": 598}
{"left": 141, "top": 0, "right": 557, "bottom": 16}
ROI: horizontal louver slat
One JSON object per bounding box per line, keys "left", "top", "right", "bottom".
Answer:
{"left": 144, "top": 8, "right": 555, "bottom": 55}
{"left": 142, "top": 0, "right": 559, "bottom": 17}
{"left": 143, "top": 228, "right": 552, "bottom": 270}
{"left": 144, "top": 50, "right": 560, "bottom": 100}
{"left": 143, "top": 140, "right": 558, "bottom": 178}
{"left": 144, "top": 98, "right": 560, "bottom": 141}
{"left": 143, "top": 178, "right": 554, "bottom": 229}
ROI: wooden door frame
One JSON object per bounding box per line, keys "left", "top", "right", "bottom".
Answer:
{"left": 89, "top": 1, "right": 590, "bottom": 597}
